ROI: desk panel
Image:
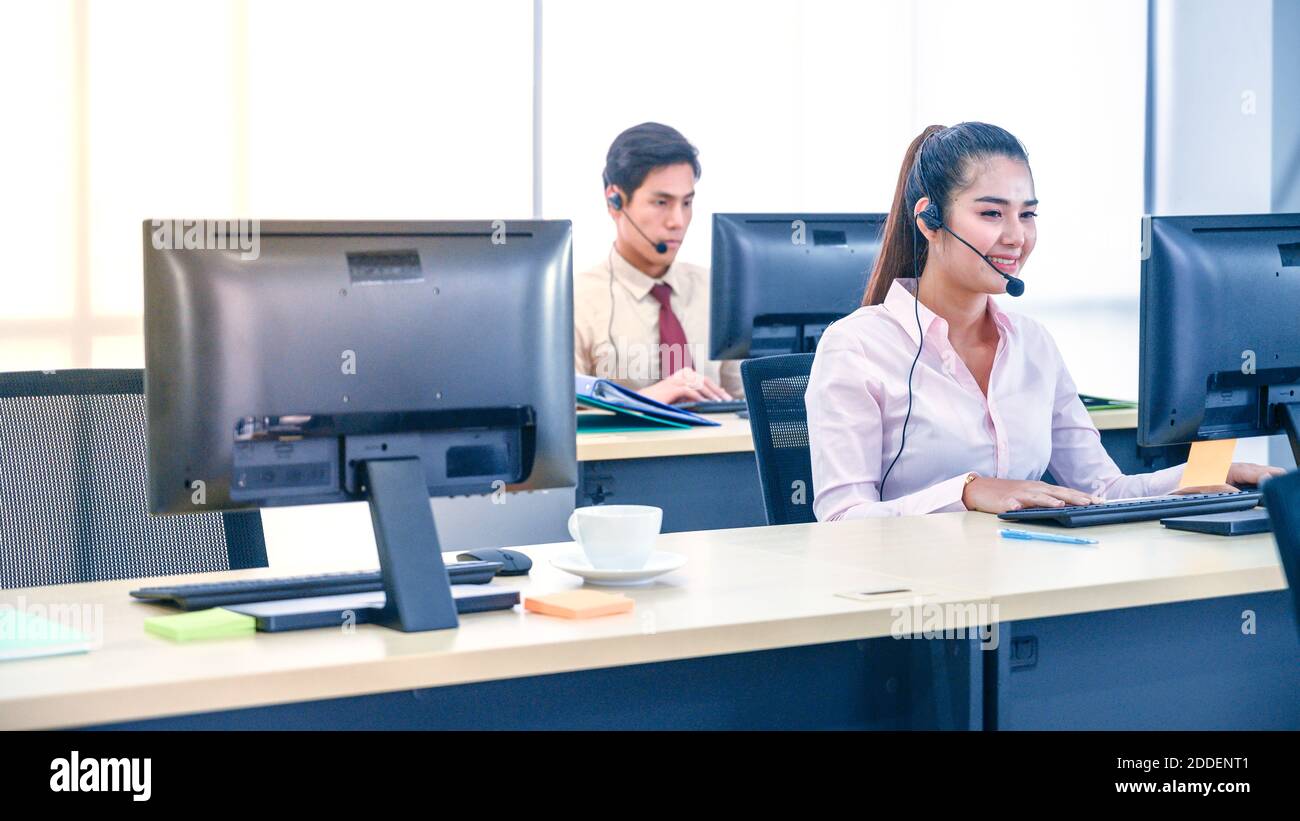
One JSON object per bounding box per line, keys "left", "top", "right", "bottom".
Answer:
{"left": 4, "top": 513, "right": 1288, "bottom": 731}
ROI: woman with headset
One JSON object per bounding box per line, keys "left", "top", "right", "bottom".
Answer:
{"left": 805, "top": 122, "right": 1281, "bottom": 519}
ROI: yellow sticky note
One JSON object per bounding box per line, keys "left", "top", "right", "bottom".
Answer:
{"left": 1179, "top": 438, "right": 1236, "bottom": 489}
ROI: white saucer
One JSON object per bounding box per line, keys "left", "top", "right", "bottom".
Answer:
{"left": 550, "top": 550, "right": 687, "bottom": 586}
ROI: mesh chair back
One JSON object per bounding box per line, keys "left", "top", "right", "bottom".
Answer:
{"left": 0, "top": 369, "right": 266, "bottom": 588}
{"left": 740, "top": 354, "right": 817, "bottom": 525}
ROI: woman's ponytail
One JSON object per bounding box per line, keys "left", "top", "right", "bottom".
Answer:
{"left": 862, "top": 125, "right": 945, "bottom": 306}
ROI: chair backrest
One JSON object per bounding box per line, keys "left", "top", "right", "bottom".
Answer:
{"left": 0, "top": 369, "right": 267, "bottom": 589}
{"left": 1262, "top": 469, "right": 1300, "bottom": 638}
{"left": 741, "top": 354, "right": 817, "bottom": 525}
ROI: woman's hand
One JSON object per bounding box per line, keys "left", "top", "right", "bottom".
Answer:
{"left": 962, "top": 477, "right": 1103, "bottom": 514}
{"left": 1172, "top": 462, "right": 1285, "bottom": 495}
{"left": 639, "top": 367, "right": 732, "bottom": 405}
{"left": 1227, "top": 462, "right": 1285, "bottom": 487}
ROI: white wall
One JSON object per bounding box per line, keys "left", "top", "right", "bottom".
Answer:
{"left": 1148, "top": 0, "right": 1273, "bottom": 215}
{"left": 0, "top": 0, "right": 535, "bottom": 372}
{"left": 4, "top": 0, "right": 1148, "bottom": 397}
{"left": 1272, "top": 0, "right": 1300, "bottom": 213}
{"left": 0, "top": 2, "right": 80, "bottom": 367}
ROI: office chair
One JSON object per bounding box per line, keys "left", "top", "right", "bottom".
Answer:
{"left": 1262, "top": 469, "right": 1300, "bottom": 638}
{"left": 0, "top": 369, "right": 267, "bottom": 589}
{"left": 740, "top": 354, "right": 817, "bottom": 526}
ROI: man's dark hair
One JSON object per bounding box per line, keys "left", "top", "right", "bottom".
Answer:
{"left": 602, "top": 122, "right": 701, "bottom": 200}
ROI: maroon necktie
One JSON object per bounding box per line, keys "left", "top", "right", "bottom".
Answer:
{"left": 650, "top": 282, "right": 693, "bottom": 377}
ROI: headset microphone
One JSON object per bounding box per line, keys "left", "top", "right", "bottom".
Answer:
{"left": 919, "top": 203, "right": 1025, "bottom": 297}
{"left": 603, "top": 189, "right": 670, "bottom": 380}
{"left": 608, "top": 192, "right": 669, "bottom": 254}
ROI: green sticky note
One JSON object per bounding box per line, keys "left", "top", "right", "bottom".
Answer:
{"left": 0, "top": 610, "right": 93, "bottom": 661}
{"left": 144, "top": 608, "right": 256, "bottom": 642}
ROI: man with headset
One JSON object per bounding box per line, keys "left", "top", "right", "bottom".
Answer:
{"left": 574, "top": 122, "right": 743, "bottom": 404}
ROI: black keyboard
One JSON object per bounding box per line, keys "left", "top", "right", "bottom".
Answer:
{"left": 998, "top": 490, "right": 1262, "bottom": 528}
{"left": 130, "top": 561, "right": 503, "bottom": 611}
{"left": 674, "top": 400, "right": 748, "bottom": 414}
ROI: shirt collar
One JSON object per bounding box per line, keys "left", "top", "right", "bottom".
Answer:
{"left": 883, "top": 278, "right": 1017, "bottom": 345}
{"left": 986, "top": 293, "right": 1016, "bottom": 338}
{"left": 883, "top": 278, "right": 943, "bottom": 346}
{"left": 609, "top": 246, "right": 681, "bottom": 301}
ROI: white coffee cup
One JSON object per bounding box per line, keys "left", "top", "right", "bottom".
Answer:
{"left": 567, "top": 505, "right": 663, "bottom": 570}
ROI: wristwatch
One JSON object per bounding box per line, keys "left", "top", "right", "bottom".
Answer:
{"left": 960, "top": 471, "right": 979, "bottom": 509}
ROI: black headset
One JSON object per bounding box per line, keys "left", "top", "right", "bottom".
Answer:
{"left": 920, "top": 201, "right": 1025, "bottom": 297}
{"left": 607, "top": 191, "right": 668, "bottom": 254}
{"left": 878, "top": 206, "right": 929, "bottom": 498}
{"left": 603, "top": 189, "right": 670, "bottom": 380}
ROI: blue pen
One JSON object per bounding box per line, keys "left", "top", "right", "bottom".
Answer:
{"left": 999, "top": 528, "right": 1098, "bottom": 546}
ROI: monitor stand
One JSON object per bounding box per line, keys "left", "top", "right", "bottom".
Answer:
{"left": 361, "top": 457, "right": 459, "bottom": 632}
{"left": 1161, "top": 509, "right": 1272, "bottom": 536}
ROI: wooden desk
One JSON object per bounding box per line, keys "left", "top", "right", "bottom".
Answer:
{"left": 0, "top": 532, "right": 984, "bottom": 730}
{"left": 2, "top": 512, "right": 1292, "bottom": 730}
{"left": 576, "top": 414, "right": 755, "bottom": 462}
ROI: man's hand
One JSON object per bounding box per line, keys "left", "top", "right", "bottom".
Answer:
{"left": 640, "top": 367, "right": 732, "bottom": 404}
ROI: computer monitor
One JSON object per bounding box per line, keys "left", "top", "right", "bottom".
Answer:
{"left": 1138, "top": 213, "right": 1300, "bottom": 464}
{"left": 710, "top": 213, "right": 885, "bottom": 359}
{"left": 144, "top": 220, "right": 576, "bottom": 631}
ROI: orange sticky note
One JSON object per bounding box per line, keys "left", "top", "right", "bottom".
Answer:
{"left": 524, "top": 590, "right": 634, "bottom": 619}
{"left": 1179, "top": 438, "right": 1236, "bottom": 489}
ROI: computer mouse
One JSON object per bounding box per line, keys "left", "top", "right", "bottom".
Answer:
{"left": 457, "top": 548, "right": 532, "bottom": 576}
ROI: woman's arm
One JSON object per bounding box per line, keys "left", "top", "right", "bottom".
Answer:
{"left": 807, "top": 343, "right": 972, "bottom": 519}
{"left": 1042, "top": 334, "right": 1183, "bottom": 498}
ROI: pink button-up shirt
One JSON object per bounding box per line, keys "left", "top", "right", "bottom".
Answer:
{"left": 806, "top": 278, "right": 1183, "bottom": 520}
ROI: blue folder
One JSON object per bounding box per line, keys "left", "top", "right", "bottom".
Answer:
{"left": 576, "top": 375, "right": 720, "bottom": 431}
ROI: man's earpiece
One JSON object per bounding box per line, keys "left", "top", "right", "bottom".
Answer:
{"left": 606, "top": 188, "right": 667, "bottom": 254}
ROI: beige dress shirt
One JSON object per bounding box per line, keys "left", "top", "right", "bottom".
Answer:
{"left": 574, "top": 247, "right": 743, "bottom": 398}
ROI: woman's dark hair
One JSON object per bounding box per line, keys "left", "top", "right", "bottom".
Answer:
{"left": 862, "top": 122, "right": 1030, "bottom": 306}
{"left": 602, "top": 122, "right": 701, "bottom": 200}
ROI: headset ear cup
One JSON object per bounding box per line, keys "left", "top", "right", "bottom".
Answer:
{"left": 920, "top": 202, "right": 942, "bottom": 231}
